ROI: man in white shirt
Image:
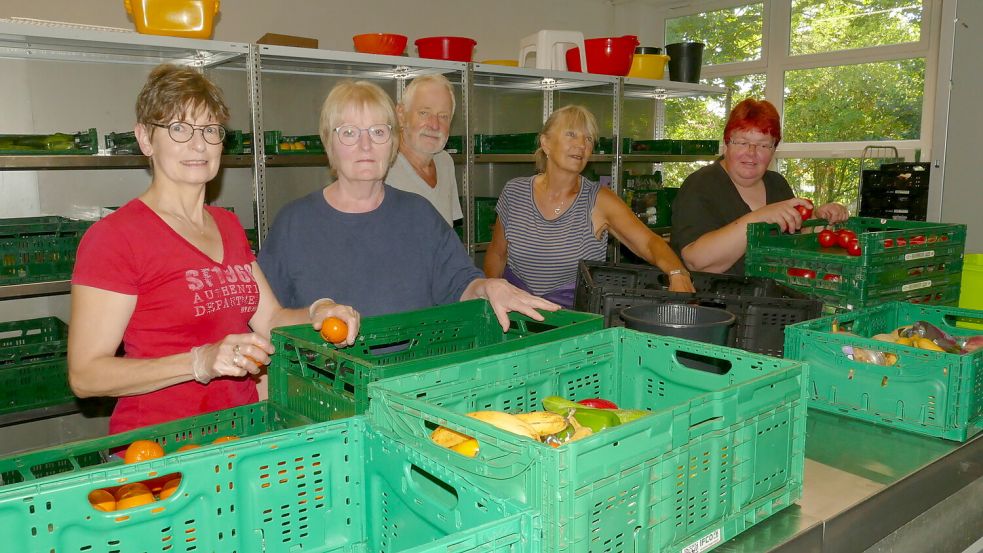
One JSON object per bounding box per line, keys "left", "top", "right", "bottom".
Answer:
{"left": 387, "top": 73, "right": 463, "bottom": 226}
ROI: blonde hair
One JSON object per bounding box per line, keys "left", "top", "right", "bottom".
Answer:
{"left": 534, "top": 105, "right": 599, "bottom": 172}
{"left": 401, "top": 73, "right": 456, "bottom": 116}
{"left": 136, "top": 64, "right": 229, "bottom": 127}
{"left": 319, "top": 80, "right": 400, "bottom": 175}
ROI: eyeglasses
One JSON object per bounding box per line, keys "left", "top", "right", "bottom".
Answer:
{"left": 333, "top": 124, "right": 393, "bottom": 146}
{"left": 151, "top": 122, "right": 226, "bottom": 145}
{"left": 728, "top": 140, "right": 775, "bottom": 153}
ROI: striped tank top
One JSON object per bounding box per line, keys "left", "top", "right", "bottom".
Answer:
{"left": 497, "top": 175, "right": 608, "bottom": 296}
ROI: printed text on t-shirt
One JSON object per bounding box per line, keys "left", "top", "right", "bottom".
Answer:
{"left": 186, "top": 264, "right": 259, "bottom": 317}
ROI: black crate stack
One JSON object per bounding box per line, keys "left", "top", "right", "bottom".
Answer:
{"left": 859, "top": 162, "right": 930, "bottom": 221}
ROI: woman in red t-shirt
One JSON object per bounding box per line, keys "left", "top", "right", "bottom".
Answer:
{"left": 69, "top": 64, "right": 359, "bottom": 434}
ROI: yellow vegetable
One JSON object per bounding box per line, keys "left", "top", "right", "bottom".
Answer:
{"left": 895, "top": 337, "right": 914, "bottom": 347}
{"left": 914, "top": 337, "right": 945, "bottom": 352}
{"left": 430, "top": 426, "right": 471, "bottom": 448}
{"left": 450, "top": 438, "right": 480, "bottom": 457}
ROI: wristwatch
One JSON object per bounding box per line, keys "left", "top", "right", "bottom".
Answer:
{"left": 668, "top": 268, "right": 690, "bottom": 278}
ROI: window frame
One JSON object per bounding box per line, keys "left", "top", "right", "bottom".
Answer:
{"left": 653, "top": 0, "right": 940, "bottom": 163}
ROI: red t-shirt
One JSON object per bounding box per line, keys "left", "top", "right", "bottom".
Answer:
{"left": 72, "top": 199, "right": 259, "bottom": 434}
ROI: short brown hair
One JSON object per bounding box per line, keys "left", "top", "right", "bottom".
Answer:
{"left": 136, "top": 64, "right": 230, "bottom": 127}
{"left": 319, "top": 80, "right": 400, "bottom": 175}
{"left": 534, "top": 105, "right": 599, "bottom": 172}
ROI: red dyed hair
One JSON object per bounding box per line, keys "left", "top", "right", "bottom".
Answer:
{"left": 723, "top": 99, "right": 781, "bottom": 146}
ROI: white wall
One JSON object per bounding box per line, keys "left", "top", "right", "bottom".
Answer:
{"left": 0, "top": 0, "right": 615, "bottom": 60}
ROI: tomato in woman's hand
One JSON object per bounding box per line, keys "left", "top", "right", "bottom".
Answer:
{"left": 818, "top": 229, "right": 837, "bottom": 248}
{"left": 846, "top": 239, "right": 862, "bottom": 256}
{"left": 836, "top": 229, "right": 857, "bottom": 248}
{"left": 794, "top": 200, "right": 813, "bottom": 221}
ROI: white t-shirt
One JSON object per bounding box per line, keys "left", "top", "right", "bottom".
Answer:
{"left": 386, "top": 150, "right": 463, "bottom": 225}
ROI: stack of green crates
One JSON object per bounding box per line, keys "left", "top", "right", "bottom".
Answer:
{"left": 0, "top": 317, "right": 74, "bottom": 416}
{"left": 0, "top": 414, "right": 539, "bottom": 552}
{"left": 0, "top": 216, "right": 93, "bottom": 285}
{"left": 784, "top": 302, "right": 983, "bottom": 441}
{"left": 473, "top": 196, "right": 497, "bottom": 242}
{"left": 368, "top": 327, "right": 807, "bottom": 553}
{"left": 746, "top": 217, "right": 966, "bottom": 310}
{"left": 270, "top": 299, "right": 602, "bottom": 421}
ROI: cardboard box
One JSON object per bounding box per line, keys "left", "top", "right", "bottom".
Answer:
{"left": 257, "top": 33, "right": 318, "bottom": 49}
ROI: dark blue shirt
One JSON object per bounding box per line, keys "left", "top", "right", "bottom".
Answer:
{"left": 258, "top": 185, "right": 482, "bottom": 316}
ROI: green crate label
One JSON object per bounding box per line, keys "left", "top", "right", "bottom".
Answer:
{"left": 682, "top": 528, "right": 722, "bottom": 553}
{"left": 904, "top": 250, "right": 935, "bottom": 261}
{"left": 901, "top": 279, "right": 932, "bottom": 292}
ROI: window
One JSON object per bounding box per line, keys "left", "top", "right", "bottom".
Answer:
{"left": 790, "top": 0, "right": 923, "bottom": 55}
{"left": 665, "top": 3, "right": 764, "bottom": 65}
{"left": 777, "top": 158, "right": 863, "bottom": 213}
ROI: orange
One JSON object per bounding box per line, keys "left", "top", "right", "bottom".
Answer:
{"left": 114, "top": 482, "right": 151, "bottom": 501}
{"left": 123, "top": 440, "right": 164, "bottom": 464}
{"left": 116, "top": 488, "right": 155, "bottom": 510}
{"left": 88, "top": 489, "right": 116, "bottom": 512}
{"left": 319, "top": 317, "right": 348, "bottom": 344}
{"left": 212, "top": 435, "right": 239, "bottom": 444}
{"left": 177, "top": 443, "right": 201, "bottom": 452}
{"left": 158, "top": 478, "right": 181, "bottom": 500}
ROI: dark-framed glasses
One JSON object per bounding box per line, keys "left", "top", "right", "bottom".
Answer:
{"left": 727, "top": 140, "right": 775, "bottom": 153}
{"left": 333, "top": 124, "right": 392, "bottom": 146}
{"left": 151, "top": 122, "right": 227, "bottom": 145}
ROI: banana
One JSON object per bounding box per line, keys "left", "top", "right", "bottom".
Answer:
{"left": 467, "top": 410, "right": 540, "bottom": 442}
{"left": 914, "top": 337, "right": 945, "bottom": 352}
{"left": 515, "top": 411, "right": 568, "bottom": 437}
{"left": 565, "top": 412, "right": 594, "bottom": 443}
{"left": 430, "top": 426, "right": 472, "bottom": 448}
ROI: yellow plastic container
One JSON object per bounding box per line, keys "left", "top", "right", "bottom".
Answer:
{"left": 124, "top": 0, "right": 220, "bottom": 39}
{"left": 627, "top": 54, "right": 670, "bottom": 80}
{"left": 481, "top": 59, "right": 519, "bottom": 66}
{"left": 958, "top": 253, "right": 983, "bottom": 329}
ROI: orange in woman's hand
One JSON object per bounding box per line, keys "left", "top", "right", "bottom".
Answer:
{"left": 123, "top": 440, "right": 165, "bottom": 464}
{"left": 320, "top": 317, "right": 349, "bottom": 343}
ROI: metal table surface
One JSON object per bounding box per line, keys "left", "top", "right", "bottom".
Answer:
{"left": 716, "top": 409, "right": 983, "bottom": 552}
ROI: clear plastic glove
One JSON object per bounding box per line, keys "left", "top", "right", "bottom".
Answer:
{"left": 310, "top": 300, "right": 361, "bottom": 347}
{"left": 815, "top": 202, "right": 850, "bottom": 224}
{"left": 191, "top": 333, "right": 274, "bottom": 384}
{"left": 750, "top": 198, "right": 814, "bottom": 233}
{"left": 480, "top": 278, "right": 561, "bottom": 332}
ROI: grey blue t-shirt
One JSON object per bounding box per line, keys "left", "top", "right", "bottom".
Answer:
{"left": 258, "top": 185, "right": 482, "bottom": 316}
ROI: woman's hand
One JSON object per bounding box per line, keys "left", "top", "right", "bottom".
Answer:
{"left": 668, "top": 273, "right": 696, "bottom": 293}
{"left": 466, "top": 278, "right": 560, "bottom": 332}
{"left": 815, "top": 202, "right": 850, "bottom": 224}
{"left": 749, "top": 198, "right": 814, "bottom": 232}
{"left": 311, "top": 301, "right": 361, "bottom": 347}
{"left": 191, "top": 333, "right": 274, "bottom": 384}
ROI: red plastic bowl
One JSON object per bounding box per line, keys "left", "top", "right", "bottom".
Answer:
{"left": 415, "top": 36, "right": 477, "bottom": 62}
{"left": 353, "top": 33, "right": 408, "bottom": 55}
{"left": 566, "top": 35, "right": 639, "bottom": 76}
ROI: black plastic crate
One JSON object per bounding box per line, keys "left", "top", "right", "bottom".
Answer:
{"left": 574, "top": 260, "right": 823, "bottom": 356}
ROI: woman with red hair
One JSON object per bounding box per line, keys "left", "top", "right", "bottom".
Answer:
{"left": 670, "top": 98, "right": 848, "bottom": 274}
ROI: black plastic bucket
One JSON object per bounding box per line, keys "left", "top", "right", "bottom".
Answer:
{"left": 665, "top": 42, "right": 705, "bottom": 83}
{"left": 619, "top": 303, "right": 734, "bottom": 346}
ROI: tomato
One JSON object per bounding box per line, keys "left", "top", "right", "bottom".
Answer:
{"left": 883, "top": 238, "right": 894, "bottom": 248}
{"left": 794, "top": 201, "right": 813, "bottom": 221}
{"left": 836, "top": 229, "right": 857, "bottom": 248}
{"left": 823, "top": 274, "right": 842, "bottom": 282}
{"left": 909, "top": 235, "right": 926, "bottom": 246}
{"left": 846, "top": 238, "right": 862, "bottom": 256}
{"left": 578, "top": 398, "right": 619, "bottom": 409}
{"left": 896, "top": 237, "right": 907, "bottom": 247}
{"left": 787, "top": 268, "right": 817, "bottom": 279}
{"left": 320, "top": 316, "right": 349, "bottom": 344}
{"left": 818, "top": 229, "right": 837, "bottom": 248}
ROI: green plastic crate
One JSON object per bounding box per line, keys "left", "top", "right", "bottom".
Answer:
{"left": 0, "top": 128, "right": 98, "bottom": 155}
{"left": 0, "top": 216, "right": 93, "bottom": 285}
{"left": 368, "top": 327, "right": 807, "bottom": 553}
{"left": 445, "top": 135, "right": 463, "bottom": 153}
{"left": 0, "top": 416, "right": 540, "bottom": 553}
{"left": 474, "top": 196, "right": 498, "bottom": 243}
{"left": 746, "top": 217, "right": 967, "bottom": 310}
{"left": 0, "top": 317, "right": 74, "bottom": 416}
{"left": 474, "top": 133, "right": 539, "bottom": 154}
{"left": 275, "top": 133, "right": 325, "bottom": 155}
{"left": 269, "top": 299, "right": 602, "bottom": 421}
{"left": 784, "top": 302, "right": 983, "bottom": 441}
{"left": 594, "top": 136, "right": 632, "bottom": 154}
{"left": 624, "top": 187, "right": 678, "bottom": 227}
{"left": 678, "top": 139, "right": 720, "bottom": 155}
{"left": 630, "top": 139, "right": 679, "bottom": 154}
{"left": 0, "top": 401, "right": 313, "bottom": 487}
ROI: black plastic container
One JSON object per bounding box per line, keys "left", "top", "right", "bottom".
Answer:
{"left": 666, "top": 42, "right": 705, "bottom": 83}
{"left": 620, "top": 304, "right": 735, "bottom": 345}
{"left": 634, "top": 46, "right": 663, "bottom": 55}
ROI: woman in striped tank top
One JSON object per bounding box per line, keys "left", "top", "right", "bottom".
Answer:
{"left": 484, "top": 105, "right": 695, "bottom": 308}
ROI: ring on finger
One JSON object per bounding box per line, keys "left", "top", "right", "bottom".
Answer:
{"left": 232, "top": 353, "right": 242, "bottom": 368}
{"left": 233, "top": 344, "right": 241, "bottom": 356}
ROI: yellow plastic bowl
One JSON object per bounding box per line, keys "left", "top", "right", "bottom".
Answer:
{"left": 124, "top": 0, "right": 220, "bottom": 39}
{"left": 481, "top": 59, "right": 519, "bottom": 66}
{"left": 627, "top": 54, "right": 670, "bottom": 80}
